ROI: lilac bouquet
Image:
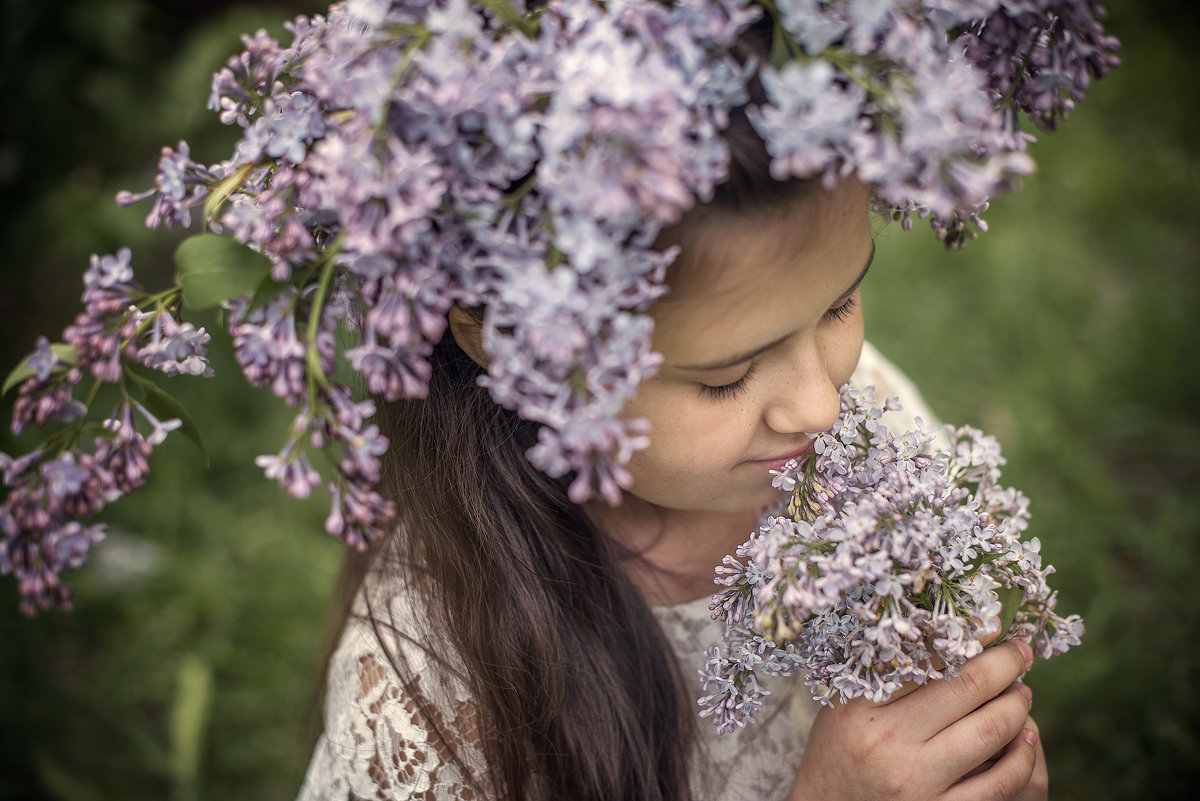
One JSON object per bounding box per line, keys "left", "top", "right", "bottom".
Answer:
{"left": 699, "top": 386, "right": 1083, "bottom": 734}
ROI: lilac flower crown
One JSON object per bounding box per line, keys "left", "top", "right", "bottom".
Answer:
{"left": 1, "top": 0, "right": 1118, "bottom": 614}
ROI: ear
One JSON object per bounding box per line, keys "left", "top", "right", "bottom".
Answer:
{"left": 447, "top": 306, "right": 490, "bottom": 368}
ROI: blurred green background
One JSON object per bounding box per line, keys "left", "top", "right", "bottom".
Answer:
{"left": 0, "top": 1, "right": 1196, "bottom": 799}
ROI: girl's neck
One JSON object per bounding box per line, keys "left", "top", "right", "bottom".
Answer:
{"left": 592, "top": 499, "right": 760, "bottom": 607}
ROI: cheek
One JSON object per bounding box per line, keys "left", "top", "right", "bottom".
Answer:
{"left": 623, "top": 391, "right": 756, "bottom": 477}
{"left": 827, "top": 318, "right": 865, "bottom": 389}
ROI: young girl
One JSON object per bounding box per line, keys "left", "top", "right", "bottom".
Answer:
{"left": 295, "top": 11, "right": 1052, "bottom": 795}
{"left": 297, "top": 183, "right": 1046, "bottom": 801}
{"left": 1, "top": 1, "right": 1116, "bottom": 798}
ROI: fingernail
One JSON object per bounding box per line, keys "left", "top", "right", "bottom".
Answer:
{"left": 1015, "top": 640, "right": 1033, "bottom": 671}
{"left": 1016, "top": 682, "right": 1033, "bottom": 705}
{"left": 1022, "top": 728, "right": 1039, "bottom": 747}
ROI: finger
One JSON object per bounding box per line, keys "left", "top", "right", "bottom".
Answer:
{"left": 958, "top": 758, "right": 998, "bottom": 781}
{"left": 929, "top": 683, "right": 1033, "bottom": 780}
{"left": 895, "top": 640, "right": 1033, "bottom": 737}
{"left": 942, "top": 725, "right": 1040, "bottom": 801}
{"left": 1013, "top": 716, "right": 1049, "bottom": 801}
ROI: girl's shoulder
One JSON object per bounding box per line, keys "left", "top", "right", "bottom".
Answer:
{"left": 297, "top": 570, "right": 488, "bottom": 801}
{"left": 853, "top": 341, "right": 944, "bottom": 435}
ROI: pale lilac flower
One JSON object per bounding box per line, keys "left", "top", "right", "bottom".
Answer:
{"left": 81, "top": 248, "right": 136, "bottom": 315}
{"left": 62, "top": 311, "right": 133, "bottom": 384}
{"left": 256, "top": 441, "right": 323, "bottom": 499}
{"left": 263, "top": 91, "right": 326, "bottom": 164}
{"left": 11, "top": 366, "right": 86, "bottom": 436}
{"left": 27, "top": 338, "right": 59, "bottom": 381}
{"left": 750, "top": 60, "right": 868, "bottom": 184}
{"left": 115, "top": 142, "right": 218, "bottom": 230}
{"left": 207, "top": 28, "right": 287, "bottom": 127}
{"left": 137, "top": 312, "right": 213, "bottom": 378}
{"left": 702, "top": 384, "right": 1083, "bottom": 725}
{"left": 131, "top": 402, "right": 182, "bottom": 446}
{"left": 325, "top": 481, "right": 396, "bottom": 552}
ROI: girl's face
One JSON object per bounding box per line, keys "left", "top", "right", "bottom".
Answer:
{"left": 620, "top": 178, "right": 873, "bottom": 517}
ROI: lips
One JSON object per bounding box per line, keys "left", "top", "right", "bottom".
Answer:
{"left": 749, "top": 439, "right": 816, "bottom": 471}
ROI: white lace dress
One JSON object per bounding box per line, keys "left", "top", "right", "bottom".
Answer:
{"left": 297, "top": 342, "right": 940, "bottom": 801}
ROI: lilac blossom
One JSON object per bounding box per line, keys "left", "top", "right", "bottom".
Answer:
{"left": 115, "top": 142, "right": 220, "bottom": 230}
{"left": 3, "top": 247, "right": 206, "bottom": 613}
{"left": 256, "top": 441, "right": 323, "bottom": 500}
{"left": 227, "top": 291, "right": 318, "bottom": 407}
{"left": 81, "top": 248, "right": 136, "bottom": 315}
{"left": 700, "top": 385, "right": 1084, "bottom": 733}
{"left": 1, "top": 445, "right": 117, "bottom": 614}
{"left": 207, "top": 28, "right": 289, "bottom": 127}
{"left": 11, "top": 347, "right": 85, "bottom": 436}
{"left": 750, "top": 60, "right": 869, "bottom": 183}
{"left": 958, "top": 1, "right": 1121, "bottom": 130}
{"left": 325, "top": 480, "right": 396, "bottom": 552}
{"left": 136, "top": 312, "right": 214, "bottom": 378}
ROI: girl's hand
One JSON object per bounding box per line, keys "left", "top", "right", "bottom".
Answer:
{"left": 787, "top": 640, "right": 1047, "bottom": 801}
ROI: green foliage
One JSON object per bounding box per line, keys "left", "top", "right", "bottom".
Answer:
{"left": 175, "top": 234, "right": 272, "bottom": 312}
{"left": 126, "top": 369, "right": 209, "bottom": 465}
{"left": 0, "top": 1, "right": 1197, "bottom": 799}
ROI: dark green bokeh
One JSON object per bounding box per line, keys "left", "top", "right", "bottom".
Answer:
{"left": 1, "top": 1, "right": 1196, "bottom": 799}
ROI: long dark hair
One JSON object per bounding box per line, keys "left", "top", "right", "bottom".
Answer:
{"left": 325, "top": 15, "right": 812, "bottom": 801}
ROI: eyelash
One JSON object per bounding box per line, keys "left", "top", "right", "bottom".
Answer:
{"left": 824, "top": 295, "right": 858, "bottom": 323}
{"left": 698, "top": 361, "right": 758, "bottom": 400}
{"left": 697, "top": 296, "right": 859, "bottom": 401}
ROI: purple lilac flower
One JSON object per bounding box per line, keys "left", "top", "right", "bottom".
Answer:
{"left": 701, "top": 385, "right": 1083, "bottom": 731}
{"left": 62, "top": 311, "right": 134, "bottom": 385}
{"left": 96, "top": 406, "right": 155, "bottom": 495}
{"left": 81, "top": 248, "right": 136, "bottom": 315}
{"left": 256, "top": 439, "right": 323, "bottom": 500}
{"left": 251, "top": 386, "right": 394, "bottom": 551}
{"left": 325, "top": 481, "right": 396, "bottom": 552}
{"left": 227, "top": 292, "right": 312, "bottom": 406}
{"left": 1, "top": 253, "right": 199, "bottom": 616}
{"left": 207, "top": 28, "right": 288, "bottom": 127}
{"left": 115, "top": 142, "right": 219, "bottom": 230}
{"left": 1, "top": 446, "right": 123, "bottom": 614}
{"left": 958, "top": 1, "right": 1121, "bottom": 130}
{"left": 136, "top": 311, "right": 214, "bottom": 378}
{"left": 750, "top": 60, "right": 868, "bottom": 184}
{"left": 11, "top": 366, "right": 85, "bottom": 437}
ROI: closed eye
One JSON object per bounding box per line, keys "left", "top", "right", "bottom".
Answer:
{"left": 824, "top": 294, "right": 858, "bottom": 323}
{"left": 698, "top": 361, "right": 758, "bottom": 401}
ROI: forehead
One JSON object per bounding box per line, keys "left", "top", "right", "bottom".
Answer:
{"left": 650, "top": 180, "right": 872, "bottom": 364}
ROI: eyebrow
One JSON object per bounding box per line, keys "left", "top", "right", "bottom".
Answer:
{"left": 670, "top": 242, "right": 875, "bottom": 372}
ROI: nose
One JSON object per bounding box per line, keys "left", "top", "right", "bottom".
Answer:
{"left": 763, "top": 343, "right": 841, "bottom": 435}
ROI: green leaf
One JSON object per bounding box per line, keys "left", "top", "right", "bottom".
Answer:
{"left": 995, "top": 584, "right": 1026, "bottom": 642}
{"left": 126, "top": 370, "right": 209, "bottom": 467}
{"left": 174, "top": 234, "right": 270, "bottom": 310}
{"left": 2, "top": 343, "right": 78, "bottom": 396}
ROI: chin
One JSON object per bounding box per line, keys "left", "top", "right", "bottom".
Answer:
{"left": 701, "top": 485, "right": 783, "bottom": 516}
